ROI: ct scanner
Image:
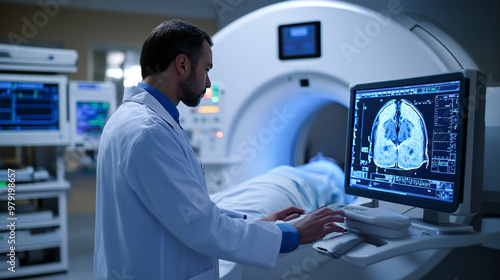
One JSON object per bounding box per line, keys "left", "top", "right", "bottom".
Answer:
{"left": 178, "top": 1, "right": 497, "bottom": 279}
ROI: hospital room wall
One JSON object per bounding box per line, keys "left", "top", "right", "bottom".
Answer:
{"left": 0, "top": 3, "right": 217, "bottom": 82}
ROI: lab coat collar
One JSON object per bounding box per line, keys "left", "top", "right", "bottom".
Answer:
{"left": 123, "top": 86, "right": 184, "bottom": 135}
{"left": 137, "top": 82, "right": 180, "bottom": 124}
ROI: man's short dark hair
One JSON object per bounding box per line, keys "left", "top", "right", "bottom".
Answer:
{"left": 140, "top": 19, "right": 213, "bottom": 79}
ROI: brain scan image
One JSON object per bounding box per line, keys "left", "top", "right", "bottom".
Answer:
{"left": 370, "top": 99, "right": 428, "bottom": 170}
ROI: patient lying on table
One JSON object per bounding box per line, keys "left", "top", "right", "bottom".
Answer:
{"left": 210, "top": 154, "right": 356, "bottom": 221}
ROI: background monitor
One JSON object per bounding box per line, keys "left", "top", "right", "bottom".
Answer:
{"left": 69, "top": 81, "right": 116, "bottom": 149}
{"left": 345, "top": 70, "right": 486, "bottom": 223}
{"left": 0, "top": 74, "right": 69, "bottom": 146}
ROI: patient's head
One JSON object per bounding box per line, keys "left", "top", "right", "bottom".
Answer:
{"left": 309, "top": 152, "right": 342, "bottom": 170}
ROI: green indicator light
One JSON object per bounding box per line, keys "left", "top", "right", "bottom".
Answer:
{"left": 211, "top": 96, "right": 219, "bottom": 103}
{"left": 0, "top": 182, "right": 6, "bottom": 188}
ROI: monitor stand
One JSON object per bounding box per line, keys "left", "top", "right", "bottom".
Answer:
{"left": 424, "top": 209, "right": 450, "bottom": 223}
{"left": 411, "top": 209, "right": 474, "bottom": 235}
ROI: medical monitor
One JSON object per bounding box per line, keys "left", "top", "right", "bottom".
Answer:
{"left": 0, "top": 74, "right": 69, "bottom": 146}
{"left": 279, "top": 21, "right": 321, "bottom": 60}
{"left": 345, "top": 70, "right": 486, "bottom": 223}
{"left": 69, "top": 81, "right": 116, "bottom": 149}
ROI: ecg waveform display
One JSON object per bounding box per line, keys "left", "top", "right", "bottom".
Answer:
{"left": 0, "top": 81, "right": 60, "bottom": 131}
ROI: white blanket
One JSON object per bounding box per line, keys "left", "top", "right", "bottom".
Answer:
{"left": 210, "top": 160, "right": 356, "bottom": 220}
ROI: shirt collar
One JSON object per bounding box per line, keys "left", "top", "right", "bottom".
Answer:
{"left": 137, "top": 82, "right": 180, "bottom": 123}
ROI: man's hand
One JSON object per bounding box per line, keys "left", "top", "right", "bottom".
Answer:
{"left": 260, "top": 206, "right": 305, "bottom": 222}
{"left": 293, "top": 207, "right": 346, "bottom": 244}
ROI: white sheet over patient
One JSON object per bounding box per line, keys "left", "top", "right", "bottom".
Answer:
{"left": 210, "top": 160, "right": 356, "bottom": 220}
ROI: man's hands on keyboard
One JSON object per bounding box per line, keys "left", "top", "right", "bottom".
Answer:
{"left": 292, "top": 206, "right": 346, "bottom": 244}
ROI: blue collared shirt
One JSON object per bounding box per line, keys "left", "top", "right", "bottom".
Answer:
{"left": 137, "top": 82, "right": 180, "bottom": 124}
{"left": 277, "top": 223, "right": 300, "bottom": 253}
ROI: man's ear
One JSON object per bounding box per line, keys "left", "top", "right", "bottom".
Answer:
{"left": 175, "top": 54, "right": 190, "bottom": 77}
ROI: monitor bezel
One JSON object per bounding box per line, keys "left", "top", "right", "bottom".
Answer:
{"left": 345, "top": 72, "right": 468, "bottom": 213}
{"left": 0, "top": 73, "right": 70, "bottom": 146}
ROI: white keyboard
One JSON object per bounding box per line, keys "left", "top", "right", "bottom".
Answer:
{"left": 328, "top": 203, "right": 411, "bottom": 239}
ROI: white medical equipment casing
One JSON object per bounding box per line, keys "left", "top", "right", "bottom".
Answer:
{"left": 178, "top": 0, "right": 477, "bottom": 194}
{"left": 0, "top": 43, "right": 78, "bottom": 73}
{"left": 176, "top": 1, "right": 495, "bottom": 279}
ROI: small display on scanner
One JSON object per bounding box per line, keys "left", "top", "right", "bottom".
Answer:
{"left": 279, "top": 21, "right": 321, "bottom": 60}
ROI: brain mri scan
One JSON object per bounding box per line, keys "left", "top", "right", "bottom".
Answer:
{"left": 370, "top": 99, "right": 428, "bottom": 170}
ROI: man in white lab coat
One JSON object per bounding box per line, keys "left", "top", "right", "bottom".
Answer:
{"left": 94, "top": 20, "right": 346, "bottom": 280}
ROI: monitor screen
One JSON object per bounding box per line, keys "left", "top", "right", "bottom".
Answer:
{"left": 345, "top": 72, "right": 469, "bottom": 213}
{"left": 0, "top": 74, "right": 69, "bottom": 146}
{"left": 279, "top": 21, "right": 321, "bottom": 60}
{"left": 0, "top": 81, "right": 60, "bottom": 131}
{"left": 76, "top": 101, "right": 109, "bottom": 138}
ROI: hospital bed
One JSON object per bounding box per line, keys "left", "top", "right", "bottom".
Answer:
{"left": 210, "top": 158, "right": 444, "bottom": 280}
{"left": 210, "top": 157, "right": 356, "bottom": 279}
{"left": 211, "top": 155, "right": 356, "bottom": 221}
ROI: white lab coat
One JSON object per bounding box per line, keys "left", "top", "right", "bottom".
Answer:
{"left": 94, "top": 86, "right": 282, "bottom": 280}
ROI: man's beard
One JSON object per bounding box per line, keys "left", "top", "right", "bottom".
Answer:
{"left": 179, "top": 71, "right": 205, "bottom": 107}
